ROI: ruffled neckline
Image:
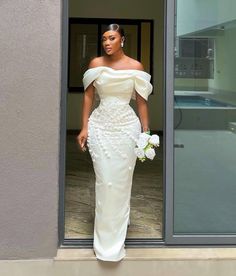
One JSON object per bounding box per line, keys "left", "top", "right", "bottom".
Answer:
{"left": 84, "top": 66, "right": 151, "bottom": 78}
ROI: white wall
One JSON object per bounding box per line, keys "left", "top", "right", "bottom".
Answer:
{"left": 176, "top": 0, "right": 236, "bottom": 100}
{"left": 68, "top": 0, "right": 164, "bottom": 131}
{"left": 209, "top": 26, "right": 236, "bottom": 94}
{"left": 177, "top": 0, "right": 236, "bottom": 36}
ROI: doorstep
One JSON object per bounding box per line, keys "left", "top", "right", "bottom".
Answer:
{"left": 54, "top": 248, "right": 236, "bottom": 261}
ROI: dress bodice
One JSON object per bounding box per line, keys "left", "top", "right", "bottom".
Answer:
{"left": 82, "top": 66, "right": 153, "bottom": 104}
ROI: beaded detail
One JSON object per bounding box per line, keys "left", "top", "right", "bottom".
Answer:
{"left": 87, "top": 98, "right": 141, "bottom": 161}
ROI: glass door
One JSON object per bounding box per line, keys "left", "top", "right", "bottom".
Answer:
{"left": 165, "top": 0, "right": 236, "bottom": 244}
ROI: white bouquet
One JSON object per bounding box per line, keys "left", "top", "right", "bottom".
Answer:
{"left": 134, "top": 132, "right": 160, "bottom": 162}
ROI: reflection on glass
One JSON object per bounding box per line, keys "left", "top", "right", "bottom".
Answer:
{"left": 174, "top": 1, "right": 236, "bottom": 234}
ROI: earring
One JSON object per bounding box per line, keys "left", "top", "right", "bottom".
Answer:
{"left": 121, "top": 41, "right": 124, "bottom": 48}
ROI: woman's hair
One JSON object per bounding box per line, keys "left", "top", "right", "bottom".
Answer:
{"left": 103, "top": 23, "right": 125, "bottom": 38}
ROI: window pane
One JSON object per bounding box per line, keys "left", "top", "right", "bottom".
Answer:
{"left": 174, "top": 0, "right": 236, "bottom": 234}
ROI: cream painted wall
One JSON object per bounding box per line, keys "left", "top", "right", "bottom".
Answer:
{"left": 67, "top": 0, "right": 164, "bottom": 131}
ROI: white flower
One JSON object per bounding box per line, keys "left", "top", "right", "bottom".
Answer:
{"left": 136, "top": 132, "right": 151, "bottom": 148}
{"left": 149, "top": 134, "right": 160, "bottom": 147}
{"left": 139, "top": 132, "right": 151, "bottom": 141}
{"left": 134, "top": 147, "right": 145, "bottom": 159}
{"left": 145, "top": 147, "right": 156, "bottom": 160}
{"left": 134, "top": 132, "right": 158, "bottom": 162}
{"left": 137, "top": 137, "right": 148, "bottom": 149}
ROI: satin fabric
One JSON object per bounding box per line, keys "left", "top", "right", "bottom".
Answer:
{"left": 82, "top": 66, "right": 153, "bottom": 261}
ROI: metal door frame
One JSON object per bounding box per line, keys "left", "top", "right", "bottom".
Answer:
{"left": 58, "top": 0, "right": 165, "bottom": 248}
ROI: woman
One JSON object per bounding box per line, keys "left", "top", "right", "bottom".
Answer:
{"left": 77, "top": 23, "right": 153, "bottom": 261}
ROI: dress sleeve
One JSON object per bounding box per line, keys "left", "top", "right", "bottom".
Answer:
{"left": 82, "top": 67, "right": 102, "bottom": 90}
{"left": 131, "top": 71, "right": 153, "bottom": 101}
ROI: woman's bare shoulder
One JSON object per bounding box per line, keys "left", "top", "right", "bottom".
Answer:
{"left": 88, "top": 57, "right": 105, "bottom": 68}
{"left": 125, "top": 56, "right": 145, "bottom": 71}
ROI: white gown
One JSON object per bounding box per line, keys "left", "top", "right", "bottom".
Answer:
{"left": 82, "top": 66, "right": 153, "bottom": 261}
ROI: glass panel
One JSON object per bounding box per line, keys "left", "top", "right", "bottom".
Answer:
{"left": 174, "top": 0, "right": 236, "bottom": 234}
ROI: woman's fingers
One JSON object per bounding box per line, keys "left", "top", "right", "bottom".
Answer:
{"left": 81, "top": 140, "right": 85, "bottom": 147}
{"left": 77, "top": 135, "right": 87, "bottom": 151}
{"left": 81, "top": 139, "right": 87, "bottom": 151}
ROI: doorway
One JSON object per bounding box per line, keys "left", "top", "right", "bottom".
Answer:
{"left": 59, "top": 0, "right": 236, "bottom": 248}
{"left": 59, "top": 0, "right": 165, "bottom": 247}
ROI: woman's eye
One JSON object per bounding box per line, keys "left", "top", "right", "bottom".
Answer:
{"left": 110, "top": 37, "right": 115, "bottom": 41}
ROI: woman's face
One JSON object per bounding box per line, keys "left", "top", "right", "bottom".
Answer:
{"left": 102, "top": 30, "right": 123, "bottom": 55}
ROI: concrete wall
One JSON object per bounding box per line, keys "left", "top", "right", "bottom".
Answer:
{"left": 2, "top": 248, "right": 236, "bottom": 275}
{"left": 1, "top": 259, "right": 236, "bottom": 276}
{"left": 0, "top": 0, "right": 60, "bottom": 258}
{"left": 67, "top": 0, "right": 164, "bottom": 131}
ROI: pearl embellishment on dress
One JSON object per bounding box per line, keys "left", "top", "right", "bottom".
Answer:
{"left": 87, "top": 97, "right": 141, "bottom": 161}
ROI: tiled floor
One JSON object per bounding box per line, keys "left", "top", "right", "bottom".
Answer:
{"left": 64, "top": 134, "right": 163, "bottom": 239}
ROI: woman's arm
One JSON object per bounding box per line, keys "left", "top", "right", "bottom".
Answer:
{"left": 136, "top": 93, "right": 150, "bottom": 133}
{"left": 131, "top": 61, "right": 150, "bottom": 133}
{"left": 77, "top": 83, "right": 95, "bottom": 150}
{"left": 77, "top": 58, "right": 102, "bottom": 150}
{"left": 81, "top": 83, "right": 95, "bottom": 129}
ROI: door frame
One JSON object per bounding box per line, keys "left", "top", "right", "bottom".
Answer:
{"left": 164, "top": 0, "right": 175, "bottom": 245}
{"left": 58, "top": 0, "right": 166, "bottom": 248}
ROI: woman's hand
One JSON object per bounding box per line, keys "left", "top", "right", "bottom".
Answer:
{"left": 76, "top": 128, "right": 88, "bottom": 152}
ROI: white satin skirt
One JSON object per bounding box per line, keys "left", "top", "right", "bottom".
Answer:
{"left": 87, "top": 100, "right": 141, "bottom": 261}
